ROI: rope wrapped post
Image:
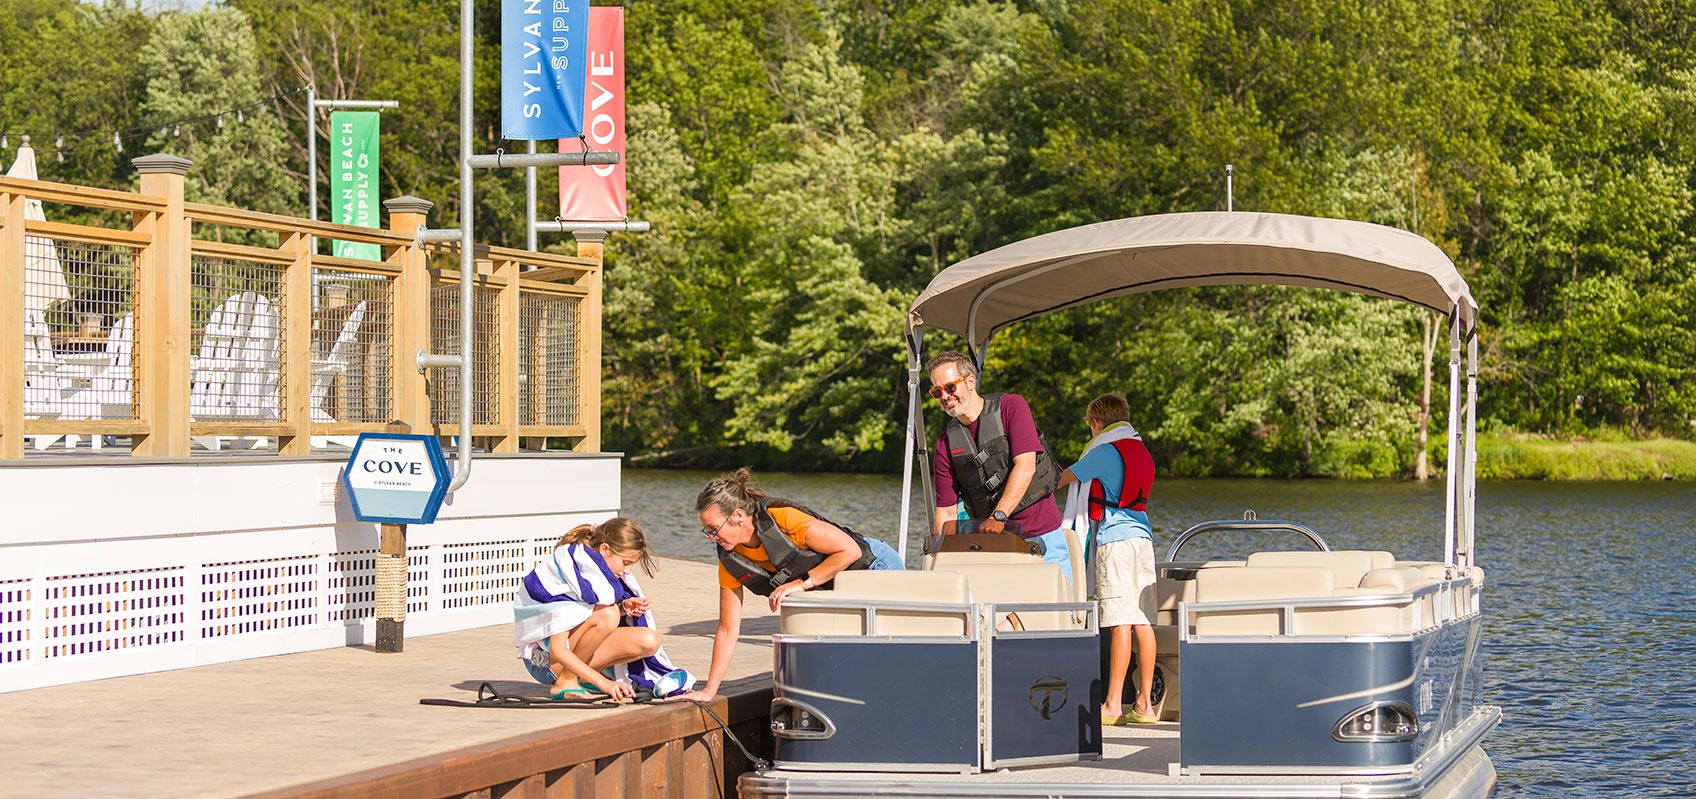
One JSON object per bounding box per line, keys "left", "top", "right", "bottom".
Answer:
{"left": 375, "top": 419, "right": 411, "bottom": 652}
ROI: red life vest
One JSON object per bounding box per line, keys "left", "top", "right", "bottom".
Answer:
{"left": 1087, "top": 437, "right": 1155, "bottom": 522}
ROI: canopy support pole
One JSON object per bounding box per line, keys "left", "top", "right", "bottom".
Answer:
{"left": 899, "top": 328, "right": 933, "bottom": 562}
{"left": 1442, "top": 311, "right": 1461, "bottom": 570}
{"left": 1461, "top": 333, "right": 1479, "bottom": 572}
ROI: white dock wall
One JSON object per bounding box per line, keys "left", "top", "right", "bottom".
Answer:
{"left": 0, "top": 454, "right": 620, "bottom": 693}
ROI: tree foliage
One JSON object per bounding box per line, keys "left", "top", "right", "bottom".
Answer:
{"left": 5, "top": 0, "right": 1694, "bottom": 475}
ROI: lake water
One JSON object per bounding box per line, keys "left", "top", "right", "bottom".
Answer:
{"left": 622, "top": 470, "right": 1695, "bottom": 797}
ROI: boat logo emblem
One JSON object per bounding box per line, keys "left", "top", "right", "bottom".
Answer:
{"left": 1028, "top": 675, "right": 1068, "bottom": 720}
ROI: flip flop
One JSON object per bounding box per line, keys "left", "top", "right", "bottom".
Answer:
{"left": 551, "top": 683, "right": 610, "bottom": 700}
{"left": 1121, "top": 708, "right": 1160, "bottom": 724}
{"left": 1100, "top": 709, "right": 1128, "bottom": 727}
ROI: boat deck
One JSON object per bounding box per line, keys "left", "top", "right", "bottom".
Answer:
{"left": 747, "top": 721, "right": 1497, "bottom": 798}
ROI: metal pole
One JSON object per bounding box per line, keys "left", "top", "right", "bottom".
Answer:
{"left": 533, "top": 219, "right": 651, "bottom": 234}
{"left": 526, "top": 141, "right": 537, "bottom": 252}
{"left": 1463, "top": 333, "right": 1479, "bottom": 571}
{"left": 306, "top": 85, "right": 317, "bottom": 221}
{"left": 898, "top": 362, "right": 920, "bottom": 563}
{"left": 1226, "top": 164, "right": 1234, "bottom": 212}
{"left": 1443, "top": 311, "right": 1461, "bottom": 569}
{"left": 446, "top": 0, "right": 475, "bottom": 493}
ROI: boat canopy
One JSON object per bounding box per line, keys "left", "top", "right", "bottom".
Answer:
{"left": 907, "top": 211, "right": 1477, "bottom": 354}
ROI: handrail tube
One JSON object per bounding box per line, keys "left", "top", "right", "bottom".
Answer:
{"left": 466, "top": 151, "right": 621, "bottom": 169}
{"left": 1165, "top": 519, "right": 1330, "bottom": 562}
{"left": 532, "top": 219, "right": 651, "bottom": 233}
{"left": 448, "top": 0, "right": 474, "bottom": 493}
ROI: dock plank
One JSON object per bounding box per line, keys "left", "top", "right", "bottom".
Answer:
{"left": 0, "top": 557, "right": 774, "bottom": 799}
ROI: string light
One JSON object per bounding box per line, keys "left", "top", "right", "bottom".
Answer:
{"left": 56, "top": 136, "right": 64, "bottom": 162}
{"left": 0, "top": 86, "right": 308, "bottom": 157}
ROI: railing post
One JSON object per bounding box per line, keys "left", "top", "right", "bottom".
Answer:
{"left": 0, "top": 188, "right": 25, "bottom": 459}
{"left": 494, "top": 255, "right": 520, "bottom": 453}
{"left": 570, "top": 229, "right": 604, "bottom": 453}
{"left": 132, "top": 154, "right": 193, "bottom": 457}
{"left": 278, "top": 230, "right": 314, "bottom": 455}
{"left": 385, "top": 196, "right": 433, "bottom": 433}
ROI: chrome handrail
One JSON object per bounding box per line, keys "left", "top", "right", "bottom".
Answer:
{"left": 1165, "top": 510, "right": 1331, "bottom": 562}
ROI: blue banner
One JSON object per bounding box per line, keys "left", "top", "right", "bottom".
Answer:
{"left": 501, "top": 0, "right": 588, "bottom": 140}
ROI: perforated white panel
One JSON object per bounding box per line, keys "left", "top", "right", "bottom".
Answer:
{"left": 440, "top": 539, "right": 530, "bottom": 610}
{"left": 42, "top": 567, "right": 186, "bottom": 658}
{"left": 327, "top": 548, "right": 430, "bottom": 622}
{"left": 0, "top": 579, "right": 31, "bottom": 666}
{"left": 201, "top": 556, "right": 319, "bottom": 638}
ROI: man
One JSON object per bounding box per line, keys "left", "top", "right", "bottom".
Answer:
{"left": 926, "top": 351, "right": 1069, "bottom": 581}
{"left": 1058, "top": 392, "right": 1158, "bottom": 725}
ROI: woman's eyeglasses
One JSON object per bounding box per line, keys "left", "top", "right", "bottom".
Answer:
{"left": 928, "top": 376, "right": 969, "bottom": 399}
{"left": 701, "top": 513, "right": 734, "bottom": 540}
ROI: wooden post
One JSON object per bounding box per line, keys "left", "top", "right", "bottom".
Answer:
{"left": 376, "top": 418, "right": 412, "bottom": 653}
{"left": 571, "top": 229, "right": 604, "bottom": 453}
{"left": 494, "top": 256, "right": 520, "bottom": 453}
{"left": 0, "top": 189, "right": 24, "bottom": 459}
{"left": 132, "top": 154, "right": 193, "bottom": 457}
{"left": 278, "top": 230, "right": 315, "bottom": 455}
{"left": 384, "top": 197, "right": 433, "bottom": 434}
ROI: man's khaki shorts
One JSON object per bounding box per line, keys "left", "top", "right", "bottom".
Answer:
{"left": 1096, "top": 537, "right": 1157, "bottom": 627}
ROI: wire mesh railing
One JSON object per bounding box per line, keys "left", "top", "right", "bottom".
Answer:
{"left": 22, "top": 238, "right": 141, "bottom": 427}
{"left": 3, "top": 171, "right": 598, "bottom": 458}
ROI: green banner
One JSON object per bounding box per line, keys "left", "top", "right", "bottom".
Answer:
{"left": 330, "top": 111, "right": 381, "bottom": 260}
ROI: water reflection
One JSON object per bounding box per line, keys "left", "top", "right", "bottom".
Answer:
{"left": 621, "top": 470, "right": 1695, "bottom": 798}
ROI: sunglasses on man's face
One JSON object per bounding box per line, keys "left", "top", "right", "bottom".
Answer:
{"left": 928, "top": 376, "right": 970, "bottom": 400}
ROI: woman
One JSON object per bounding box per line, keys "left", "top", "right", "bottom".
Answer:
{"left": 512, "top": 518, "right": 693, "bottom": 700}
{"left": 670, "top": 468, "right": 904, "bottom": 702}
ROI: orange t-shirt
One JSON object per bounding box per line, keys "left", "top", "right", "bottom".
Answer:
{"left": 716, "top": 506, "right": 817, "bottom": 590}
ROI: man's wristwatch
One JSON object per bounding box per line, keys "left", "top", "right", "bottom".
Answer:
{"left": 990, "top": 510, "right": 1009, "bottom": 523}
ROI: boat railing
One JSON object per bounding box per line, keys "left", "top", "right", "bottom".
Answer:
{"left": 1178, "top": 577, "right": 1479, "bottom": 641}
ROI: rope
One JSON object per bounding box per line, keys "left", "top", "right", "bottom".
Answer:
{"left": 375, "top": 551, "right": 407, "bottom": 620}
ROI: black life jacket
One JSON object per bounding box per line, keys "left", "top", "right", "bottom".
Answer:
{"left": 943, "top": 393, "right": 1061, "bottom": 522}
{"left": 717, "top": 497, "right": 875, "bottom": 596}
{"left": 1087, "top": 436, "right": 1155, "bottom": 521}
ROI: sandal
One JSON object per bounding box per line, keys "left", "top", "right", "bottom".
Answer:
{"left": 551, "top": 682, "right": 610, "bottom": 700}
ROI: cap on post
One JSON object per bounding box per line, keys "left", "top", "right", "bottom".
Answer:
{"left": 384, "top": 195, "right": 434, "bottom": 216}
{"left": 132, "top": 153, "right": 192, "bottom": 176}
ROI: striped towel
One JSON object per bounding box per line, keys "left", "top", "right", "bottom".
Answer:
{"left": 512, "top": 543, "right": 695, "bottom": 696}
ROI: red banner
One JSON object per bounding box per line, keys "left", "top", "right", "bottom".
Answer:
{"left": 559, "top": 6, "right": 626, "bottom": 220}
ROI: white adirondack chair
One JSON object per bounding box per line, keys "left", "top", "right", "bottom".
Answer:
{"left": 309, "top": 300, "right": 367, "bottom": 448}
{"left": 81, "top": 314, "right": 135, "bottom": 450}
{"left": 190, "top": 292, "right": 280, "bottom": 451}
{"left": 21, "top": 307, "right": 68, "bottom": 451}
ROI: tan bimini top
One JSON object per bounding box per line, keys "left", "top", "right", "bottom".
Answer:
{"left": 907, "top": 211, "right": 1477, "bottom": 353}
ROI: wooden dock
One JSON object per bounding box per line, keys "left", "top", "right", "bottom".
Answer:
{"left": 0, "top": 557, "right": 776, "bottom": 799}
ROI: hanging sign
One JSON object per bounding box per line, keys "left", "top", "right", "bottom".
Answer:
{"left": 343, "top": 433, "right": 451, "bottom": 525}
{"left": 330, "top": 111, "right": 381, "bottom": 260}
{"left": 559, "top": 6, "right": 626, "bottom": 220}
{"left": 502, "top": 0, "right": 589, "bottom": 139}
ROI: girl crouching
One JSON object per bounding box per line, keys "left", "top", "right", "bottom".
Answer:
{"left": 512, "top": 518, "right": 693, "bottom": 700}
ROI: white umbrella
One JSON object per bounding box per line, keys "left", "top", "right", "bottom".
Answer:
{"left": 5, "top": 136, "right": 70, "bottom": 314}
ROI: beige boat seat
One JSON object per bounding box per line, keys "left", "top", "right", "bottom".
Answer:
{"left": 937, "top": 562, "right": 1079, "bottom": 631}
{"left": 1243, "top": 549, "right": 1393, "bottom": 589}
{"left": 1192, "top": 566, "right": 1335, "bottom": 636}
{"left": 780, "top": 570, "right": 971, "bottom": 637}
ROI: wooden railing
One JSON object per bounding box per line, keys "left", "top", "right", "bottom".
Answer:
{"left": 0, "top": 154, "right": 601, "bottom": 458}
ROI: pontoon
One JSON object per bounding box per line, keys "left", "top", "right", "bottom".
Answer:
{"left": 741, "top": 211, "right": 1496, "bottom": 798}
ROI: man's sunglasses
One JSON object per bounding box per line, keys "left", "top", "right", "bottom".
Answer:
{"left": 928, "top": 376, "right": 969, "bottom": 400}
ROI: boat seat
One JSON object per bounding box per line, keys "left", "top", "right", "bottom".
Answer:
{"left": 1243, "top": 549, "right": 1392, "bottom": 589}
{"left": 1192, "top": 566, "right": 1335, "bottom": 636}
{"left": 780, "top": 570, "right": 970, "bottom": 637}
{"left": 1154, "top": 561, "right": 1244, "bottom": 626}
{"left": 936, "top": 562, "right": 1078, "bottom": 631}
